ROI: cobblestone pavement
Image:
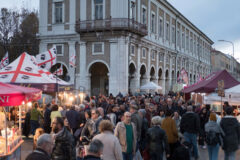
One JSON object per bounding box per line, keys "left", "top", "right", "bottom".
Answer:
{"left": 21, "top": 138, "right": 240, "bottom": 160}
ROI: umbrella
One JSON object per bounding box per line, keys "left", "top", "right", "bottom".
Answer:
{"left": 140, "top": 82, "right": 162, "bottom": 90}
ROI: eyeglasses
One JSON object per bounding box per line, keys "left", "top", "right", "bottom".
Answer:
{"left": 91, "top": 112, "right": 96, "bottom": 115}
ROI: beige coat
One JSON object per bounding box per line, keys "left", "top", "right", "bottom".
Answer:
{"left": 93, "top": 131, "right": 123, "bottom": 160}
{"left": 114, "top": 122, "right": 137, "bottom": 154}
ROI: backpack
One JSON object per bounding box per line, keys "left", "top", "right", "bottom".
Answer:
{"left": 206, "top": 130, "right": 219, "bottom": 145}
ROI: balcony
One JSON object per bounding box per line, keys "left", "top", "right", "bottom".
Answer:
{"left": 75, "top": 18, "right": 148, "bottom": 36}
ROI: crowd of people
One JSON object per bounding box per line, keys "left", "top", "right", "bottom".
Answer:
{"left": 25, "top": 92, "right": 240, "bottom": 160}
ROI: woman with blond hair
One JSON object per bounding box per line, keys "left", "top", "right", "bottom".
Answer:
{"left": 93, "top": 120, "right": 123, "bottom": 160}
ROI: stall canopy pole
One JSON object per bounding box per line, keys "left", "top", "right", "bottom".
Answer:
{"left": 4, "top": 108, "right": 8, "bottom": 154}
{"left": 19, "top": 105, "right": 22, "bottom": 134}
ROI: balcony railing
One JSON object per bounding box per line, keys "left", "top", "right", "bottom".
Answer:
{"left": 75, "top": 18, "right": 148, "bottom": 36}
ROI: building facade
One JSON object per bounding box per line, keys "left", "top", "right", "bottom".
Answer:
{"left": 39, "top": 0, "right": 213, "bottom": 96}
{"left": 211, "top": 49, "right": 240, "bottom": 81}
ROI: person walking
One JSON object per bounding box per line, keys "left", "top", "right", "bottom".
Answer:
{"left": 115, "top": 112, "right": 137, "bottom": 160}
{"left": 66, "top": 106, "right": 81, "bottom": 134}
{"left": 161, "top": 110, "right": 178, "bottom": 160}
{"left": 83, "top": 139, "right": 104, "bottom": 160}
{"left": 205, "top": 113, "right": 224, "bottom": 160}
{"left": 198, "top": 107, "right": 209, "bottom": 149}
{"left": 180, "top": 105, "right": 200, "bottom": 160}
{"left": 26, "top": 134, "right": 54, "bottom": 160}
{"left": 93, "top": 120, "right": 123, "bottom": 160}
{"left": 146, "top": 116, "right": 170, "bottom": 160}
{"left": 91, "top": 109, "right": 103, "bottom": 135}
{"left": 220, "top": 107, "right": 240, "bottom": 160}
{"left": 30, "top": 103, "right": 43, "bottom": 135}
{"left": 50, "top": 105, "right": 62, "bottom": 125}
{"left": 43, "top": 103, "right": 52, "bottom": 133}
{"left": 51, "top": 117, "right": 76, "bottom": 160}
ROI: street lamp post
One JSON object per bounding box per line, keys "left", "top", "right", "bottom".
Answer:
{"left": 218, "top": 40, "right": 234, "bottom": 58}
{"left": 218, "top": 40, "right": 236, "bottom": 78}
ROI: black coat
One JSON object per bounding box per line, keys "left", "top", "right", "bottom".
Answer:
{"left": 180, "top": 112, "right": 200, "bottom": 134}
{"left": 220, "top": 116, "right": 240, "bottom": 152}
{"left": 23, "top": 111, "right": 31, "bottom": 137}
{"left": 26, "top": 148, "right": 51, "bottom": 160}
{"left": 43, "top": 108, "right": 51, "bottom": 133}
{"left": 66, "top": 109, "right": 81, "bottom": 129}
{"left": 52, "top": 127, "right": 76, "bottom": 160}
{"left": 146, "top": 126, "right": 170, "bottom": 157}
{"left": 83, "top": 155, "right": 101, "bottom": 160}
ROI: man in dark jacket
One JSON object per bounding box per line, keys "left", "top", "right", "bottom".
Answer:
{"left": 84, "top": 139, "right": 103, "bottom": 160}
{"left": 66, "top": 106, "right": 81, "bottom": 134}
{"left": 130, "top": 104, "right": 142, "bottom": 141}
{"left": 220, "top": 107, "right": 240, "bottom": 160}
{"left": 43, "top": 103, "right": 52, "bottom": 133}
{"left": 52, "top": 117, "right": 76, "bottom": 160}
{"left": 180, "top": 105, "right": 200, "bottom": 160}
{"left": 26, "top": 134, "right": 53, "bottom": 160}
{"left": 146, "top": 116, "right": 170, "bottom": 160}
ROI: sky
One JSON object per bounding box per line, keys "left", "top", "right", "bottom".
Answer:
{"left": 0, "top": 0, "right": 240, "bottom": 60}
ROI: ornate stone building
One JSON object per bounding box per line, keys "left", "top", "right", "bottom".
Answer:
{"left": 39, "top": 0, "right": 213, "bottom": 96}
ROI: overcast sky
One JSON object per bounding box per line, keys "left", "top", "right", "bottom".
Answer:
{"left": 1, "top": 0, "right": 240, "bottom": 60}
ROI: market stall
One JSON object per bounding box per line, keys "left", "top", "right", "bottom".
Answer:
{"left": 0, "top": 82, "right": 42, "bottom": 159}
{"left": 182, "top": 70, "right": 239, "bottom": 101}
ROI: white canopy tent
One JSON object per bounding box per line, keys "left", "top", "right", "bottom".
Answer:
{"left": 204, "top": 93, "right": 240, "bottom": 106}
{"left": 225, "top": 84, "right": 240, "bottom": 98}
{"left": 140, "top": 81, "right": 162, "bottom": 90}
{"left": 0, "top": 52, "right": 71, "bottom": 92}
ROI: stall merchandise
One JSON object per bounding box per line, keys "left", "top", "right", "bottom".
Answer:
{"left": 0, "top": 82, "right": 42, "bottom": 159}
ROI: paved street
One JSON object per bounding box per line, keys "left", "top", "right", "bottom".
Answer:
{"left": 21, "top": 138, "right": 240, "bottom": 160}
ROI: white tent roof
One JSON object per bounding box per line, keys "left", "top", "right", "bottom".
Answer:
{"left": 0, "top": 52, "right": 70, "bottom": 85}
{"left": 225, "top": 84, "right": 240, "bottom": 97}
{"left": 140, "top": 81, "right": 162, "bottom": 90}
{"left": 204, "top": 93, "right": 240, "bottom": 105}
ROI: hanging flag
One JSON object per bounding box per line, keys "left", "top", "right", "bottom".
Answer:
{"left": 69, "top": 52, "right": 76, "bottom": 68}
{"left": 0, "top": 52, "right": 9, "bottom": 69}
{"left": 53, "top": 64, "right": 63, "bottom": 76}
{"left": 36, "top": 46, "right": 57, "bottom": 70}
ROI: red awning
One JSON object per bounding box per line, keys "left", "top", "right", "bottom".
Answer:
{"left": 182, "top": 70, "right": 240, "bottom": 94}
{"left": 0, "top": 82, "right": 42, "bottom": 106}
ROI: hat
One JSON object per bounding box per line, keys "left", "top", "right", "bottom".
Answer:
{"left": 209, "top": 113, "right": 217, "bottom": 122}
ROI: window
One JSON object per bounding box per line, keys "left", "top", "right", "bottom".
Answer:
{"left": 142, "top": 6, "right": 147, "bottom": 24}
{"left": 92, "top": 42, "right": 104, "bottom": 55}
{"left": 172, "top": 27, "right": 175, "bottom": 43}
{"left": 142, "top": 48, "right": 146, "bottom": 58}
{"left": 177, "top": 29, "right": 180, "bottom": 47}
{"left": 94, "top": 0, "right": 103, "bottom": 20}
{"left": 193, "top": 41, "right": 196, "bottom": 55}
{"left": 151, "top": 12, "right": 156, "bottom": 33}
{"left": 159, "top": 53, "right": 164, "bottom": 62}
{"left": 190, "top": 38, "right": 193, "bottom": 53}
{"left": 182, "top": 32, "right": 185, "bottom": 48}
{"left": 186, "top": 35, "right": 189, "bottom": 51}
{"left": 130, "top": 1, "right": 136, "bottom": 20}
{"left": 166, "top": 23, "right": 170, "bottom": 40}
{"left": 151, "top": 50, "right": 155, "bottom": 60}
{"left": 130, "top": 44, "right": 135, "bottom": 56}
{"left": 159, "top": 18, "right": 163, "bottom": 37}
{"left": 56, "top": 44, "right": 64, "bottom": 56}
{"left": 55, "top": 2, "right": 63, "bottom": 23}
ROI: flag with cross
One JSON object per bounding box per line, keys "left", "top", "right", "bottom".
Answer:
{"left": 36, "top": 46, "right": 57, "bottom": 70}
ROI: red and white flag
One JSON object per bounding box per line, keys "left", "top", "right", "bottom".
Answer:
{"left": 0, "top": 52, "right": 9, "bottom": 69}
{"left": 36, "top": 46, "right": 57, "bottom": 70}
{"left": 53, "top": 64, "right": 63, "bottom": 76}
{"left": 69, "top": 52, "right": 76, "bottom": 68}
